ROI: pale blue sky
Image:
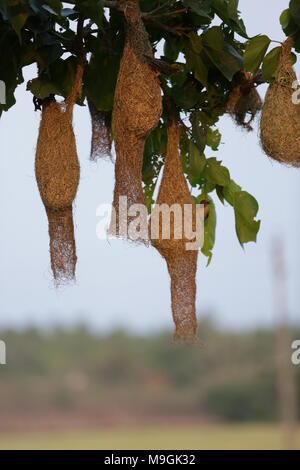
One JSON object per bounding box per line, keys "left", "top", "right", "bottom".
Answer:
{"left": 0, "top": 0, "right": 299, "bottom": 333}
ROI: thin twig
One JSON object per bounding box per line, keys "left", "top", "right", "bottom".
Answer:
{"left": 76, "top": 14, "right": 85, "bottom": 65}
{"left": 103, "top": 1, "right": 121, "bottom": 9}
{"left": 142, "top": 0, "right": 173, "bottom": 17}
{"left": 146, "top": 17, "right": 193, "bottom": 36}
{"left": 150, "top": 8, "right": 188, "bottom": 18}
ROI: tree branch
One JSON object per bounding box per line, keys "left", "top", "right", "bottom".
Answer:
{"left": 103, "top": 1, "right": 121, "bottom": 9}
{"left": 146, "top": 17, "right": 194, "bottom": 36}
{"left": 142, "top": 0, "right": 173, "bottom": 17}
{"left": 76, "top": 14, "right": 85, "bottom": 65}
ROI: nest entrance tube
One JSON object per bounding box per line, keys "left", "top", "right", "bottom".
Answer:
{"left": 46, "top": 207, "right": 77, "bottom": 285}
{"left": 88, "top": 99, "right": 112, "bottom": 161}
{"left": 35, "top": 66, "right": 83, "bottom": 284}
{"left": 260, "top": 37, "right": 300, "bottom": 166}
{"left": 150, "top": 122, "right": 199, "bottom": 342}
{"left": 109, "top": 0, "right": 162, "bottom": 242}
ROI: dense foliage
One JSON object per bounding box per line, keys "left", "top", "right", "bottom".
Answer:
{"left": 0, "top": 0, "right": 299, "bottom": 262}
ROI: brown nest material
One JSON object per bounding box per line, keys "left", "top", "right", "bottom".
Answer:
{"left": 109, "top": 0, "right": 162, "bottom": 241}
{"left": 260, "top": 37, "right": 300, "bottom": 166}
{"left": 88, "top": 99, "right": 112, "bottom": 161}
{"left": 227, "top": 71, "right": 262, "bottom": 131}
{"left": 150, "top": 122, "right": 199, "bottom": 343}
{"left": 35, "top": 65, "right": 83, "bottom": 284}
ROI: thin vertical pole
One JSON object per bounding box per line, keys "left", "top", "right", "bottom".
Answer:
{"left": 271, "top": 238, "right": 297, "bottom": 450}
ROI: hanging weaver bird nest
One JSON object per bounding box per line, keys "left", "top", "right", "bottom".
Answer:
{"left": 35, "top": 65, "right": 83, "bottom": 284}
{"left": 227, "top": 71, "right": 262, "bottom": 131}
{"left": 150, "top": 122, "right": 200, "bottom": 343}
{"left": 88, "top": 99, "right": 112, "bottom": 161}
{"left": 260, "top": 37, "right": 300, "bottom": 166}
{"left": 109, "top": 0, "right": 162, "bottom": 241}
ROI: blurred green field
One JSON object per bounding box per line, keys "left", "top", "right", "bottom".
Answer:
{"left": 1, "top": 424, "right": 300, "bottom": 450}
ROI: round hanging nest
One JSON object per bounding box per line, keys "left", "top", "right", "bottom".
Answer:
{"left": 260, "top": 37, "right": 300, "bottom": 166}
{"left": 109, "top": 0, "right": 162, "bottom": 241}
{"left": 35, "top": 65, "right": 83, "bottom": 284}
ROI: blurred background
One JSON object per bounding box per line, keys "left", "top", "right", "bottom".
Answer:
{"left": 0, "top": 0, "right": 300, "bottom": 450}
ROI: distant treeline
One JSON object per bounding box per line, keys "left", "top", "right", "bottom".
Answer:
{"left": 0, "top": 319, "right": 299, "bottom": 424}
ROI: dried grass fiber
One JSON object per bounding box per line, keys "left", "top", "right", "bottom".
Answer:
{"left": 109, "top": 0, "right": 162, "bottom": 241}
{"left": 150, "top": 122, "right": 198, "bottom": 342}
{"left": 88, "top": 99, "right": 112, "bottom": 161}
{"left": 227, "top": 71, "right": 262, "bottom": 131}
{"left": 35, "top": 65, "right": 83, "bottom": 283}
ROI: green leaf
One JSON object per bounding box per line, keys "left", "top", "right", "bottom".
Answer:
{"left": 188, "top": 32, "right": 203, "bottom": 53}
{"left": 262, "top": 47, "right": 281, "bottom": 82}
{"left": 183, "top": 0, "right": 213, "bottom": 18}
{"left": 202, "top": 26, "right": 224, "bottom": 51}
{"left": 191, "top": 117, "right": 207, "bottom": 153}
{"left": 77, "top": 0, "right": 104, "bottom": 27}
{"left": 194, "top": 55, "right": 208, "bottom": 86}
{"left": 200, "top": 195, "right": 216, "bottom": 265}
{"left": 216, "top": 185, "right": 224, "bottom": 204}
{"left": 172, "top": 80, "right": 199, "bottom": 110}
{"left": 37, "top": 43, "right": 64, "bottom": 71}
{"left": 223, "top": 179, "right": 241, "bottom": 206}
{"left": 45, "top": 0, "right": 62, "bottom": 15}
{"left": 212, "top": 0, "right": 248, "bottom": 37}
{"left": 189, "top": 142, "right": 206, "bottom": 177}
{"left": 290, "top": 0, "right": 300, "bottom": 26}
{"left": 204, "top": 158, "right": 230, "bottom": 187}
{"left": 50, "top": 56, "right": 77, "bottom": 97}
{"left": 185, "top": 45, "right": 208, "bottom": 86}
{"left": 27, "top": 77, "right": 59, "bottom": 99}
{"left": 206, "top": 128, "right": 221, "bottom": 151}
{"left": 204, "top": 41, "right": 243, "bottom": 81}
{"left": 280, "top": 9, "right": 291, "bottom": 29}
{"left": 3, "top": 1, "right": 30, "bottom": 42}
{"left": 244, "top": 35, "right": 271, "bottom": 74}
{"left": 85, "top": 52, "right": 119, "bottom": 111}
{"left": 164, "top": 37, "right": 181, "bottom": 61}
{"left": 233, "top": 191, "right": 260, "bottom": 245}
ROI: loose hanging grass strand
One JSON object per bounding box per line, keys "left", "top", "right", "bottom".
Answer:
{"left": 227, "top": 71, "right": 262, "bottom": 131}
{"left": 88, "top": 99, "right": 112, "bottom": 161}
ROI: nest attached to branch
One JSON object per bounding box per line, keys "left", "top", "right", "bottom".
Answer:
{"left": 260, "top": 37, "right": 300, "bottom": 166}
{"left": 88, "top": 99, "right": 112, "bottom": 161}
{"left": 227, "top": 71, "right": 262, "bottom": 131}
{"left": 150, "top": 122, "right": 199, "bottom": 343}
{"left": 35, "top": 65, "right": 83, "bottom": 284}
{"left": 109, "top": 0, "right": 162, "bottom": 242}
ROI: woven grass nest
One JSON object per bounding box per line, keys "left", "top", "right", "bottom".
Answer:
{"left": 150, "top": 122, "right": 201, "bottom": 343}
{"left": 260, "top": 37, "right": 300, "bottom": 166}
{"left": 35, "top": 65, "right": 83, "bottom": 284}
{"left": 109, "top": 0, "right": 162, "bottom": 241}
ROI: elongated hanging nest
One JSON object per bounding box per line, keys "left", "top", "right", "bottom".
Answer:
{"left": 35, "top": 65, "right": 83, "bottom": 284}
{"left": 109, "top": 0, "right": 162, "bottom": 241}
{"left": 227, "top": 71, "right": 262, "bottom": 131}
{"left": 150, "top": 122, "right": 199, "bottom": 343}
{"left": 260, "top": 37, "right": 300, "bottom": 166}
{"left": 88, "top": 99, "right": 112, "bottom": 161}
